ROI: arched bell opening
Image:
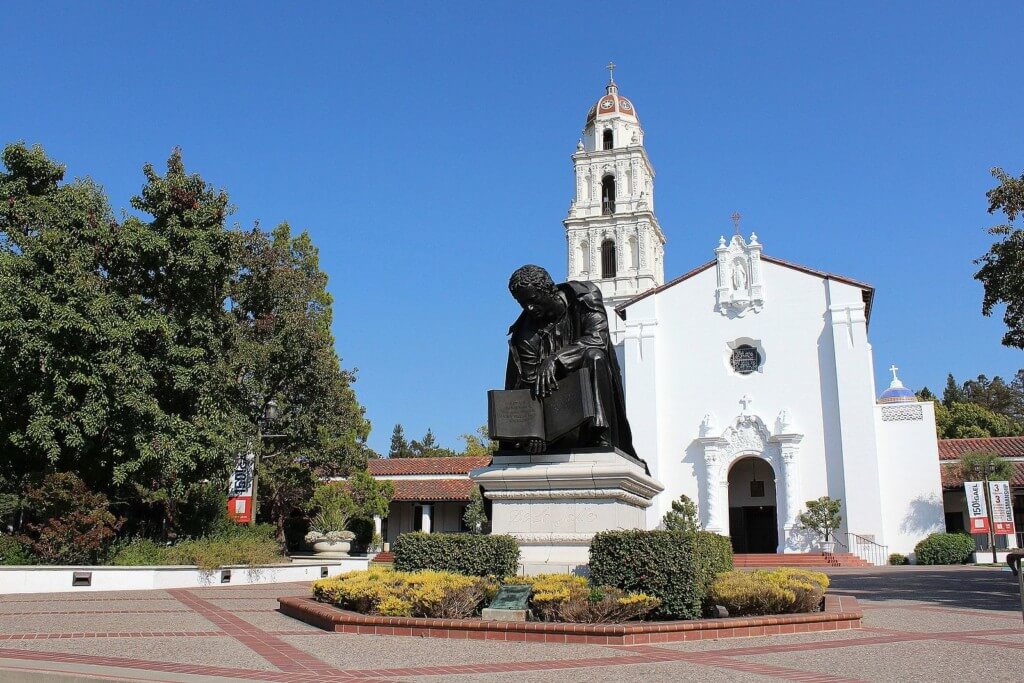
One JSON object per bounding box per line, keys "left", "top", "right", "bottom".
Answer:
{"left": 601, "top": 175, "right": 616, "bottom": 215}
{"left": 727, "top": 456, "right": 778, "bottom": 553}
{"left": 601, "top": 239, "right": 617, "bottom": 279}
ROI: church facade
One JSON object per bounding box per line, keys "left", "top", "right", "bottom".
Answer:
{"left": 564, "top": 72, "right": 946, "bottom": 557}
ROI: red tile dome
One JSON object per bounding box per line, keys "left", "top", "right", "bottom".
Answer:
{"left": 586, "top": 83, "right": 639, "bottom": 126}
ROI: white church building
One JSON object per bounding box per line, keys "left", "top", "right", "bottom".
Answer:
{"left": 563, "top": 69, "right": 946, "bottom": 558}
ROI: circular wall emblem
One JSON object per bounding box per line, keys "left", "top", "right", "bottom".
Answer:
{"left": 601, "top": 100, "right": 613, "bottom": 109}
{"left": 620, "top": 100, "right": 632, "bottom": 111}
{"left": 730, "top": 344, "right": 762, "bottom": 375}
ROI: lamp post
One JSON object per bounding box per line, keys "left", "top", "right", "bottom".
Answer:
{"left": 250, "top": 400, "right": 285, "bottom": 527}
{"left": 972, "top": 461, "right": 998, "bottom": 564}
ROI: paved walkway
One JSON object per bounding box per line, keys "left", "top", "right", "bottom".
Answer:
{"left": 0, "top": 566, "right": 1021, "bottom": 682}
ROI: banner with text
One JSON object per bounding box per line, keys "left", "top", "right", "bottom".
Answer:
{"left": 964, "top": 481, "right": 990, "bottom": 535}
{"left": 988, "top": 480, "right": 1015, "bottom": 535}
{"left": 227, "top": 451, "right": 255, "bottom": 523}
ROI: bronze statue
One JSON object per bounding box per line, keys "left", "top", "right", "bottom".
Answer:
{"left": 502, "top": 264, "right": 637, "bottom": 458}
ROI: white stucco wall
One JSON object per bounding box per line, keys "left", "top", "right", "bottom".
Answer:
{"left": 874, "top": 401, "right": 946, "bottom": 555}
{"left": 619, "top": 255, "right": 932, "bottom": 556}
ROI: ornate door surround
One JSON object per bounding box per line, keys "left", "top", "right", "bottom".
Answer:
{"left": 695, "top": 412, "right": 803, "bottom": 552}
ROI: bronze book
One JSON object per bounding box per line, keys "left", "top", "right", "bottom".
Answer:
{"left": 487, "top": 368, "right": 596, "bottom": 442}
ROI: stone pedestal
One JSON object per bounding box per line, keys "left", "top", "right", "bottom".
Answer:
{"left": 470, "top": 448, "right": 663, "bottom": 575}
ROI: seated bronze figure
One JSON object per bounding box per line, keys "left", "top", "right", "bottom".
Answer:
{"left": 502, "top": 264, "right": 637, "bottom": 458}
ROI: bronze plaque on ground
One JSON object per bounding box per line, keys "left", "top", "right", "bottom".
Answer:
{"left": 489, "top": 584, "right": 531, "bottom": 611}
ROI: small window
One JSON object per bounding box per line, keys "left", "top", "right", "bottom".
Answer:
{"left": 603, "top": 129, "right": 614, "bottom": 150}
{"left": 601, "top": 240, "right": 617, "bottom": 279}
{"left": 601, "top": 176, "right": 616, "bottom": 215}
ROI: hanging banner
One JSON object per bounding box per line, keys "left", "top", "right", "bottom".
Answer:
{"left": 227, "top": 451, "right": 255, "bottom": 523}
{"left": 964, "top": 481, "right": 990, "bottom": 534}
{"left": 988, "top": 481, "right": 1016, "bottom": 535}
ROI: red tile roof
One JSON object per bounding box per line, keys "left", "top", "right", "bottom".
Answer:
{"left": 390, "top": 479, "right": 475, "bottom": 502}
{"left": 368, "top": 456, "right": 492, "bottom": 476}
{"left": 937, "top": 436, "right": 1024, "bottom": 461}
{"left": 940, "top": 461, "right": 1024, "bottom": 489}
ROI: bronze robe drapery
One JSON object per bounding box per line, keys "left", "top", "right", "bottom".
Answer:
{"left": 505, "top": 280, "right": 638, "bottom": 460}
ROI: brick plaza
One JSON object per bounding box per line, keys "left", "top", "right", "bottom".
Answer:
{"left": 0, "top": 567, "right": 1021, "bottom": 682}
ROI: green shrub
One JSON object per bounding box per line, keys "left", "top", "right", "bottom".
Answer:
{"left": 312, "top": 568, "right": 498, "bottom": 618}
{"left": 109, "top": 538, "right": 168, "bottom": 566}
{"left": 393, "top": 532, "right": 520, "bottom": 577}
{"left": 914, "top": 533, "right": 976, "bottom": 565}
{"left": 161, "top": 535, "right": 284, "bottom": 570}
{"left": 0, "top": 535, "right": 35, "bottom": 565}
{"left": 588, "top": 530, "right": 733, "bottom": 620}
{"left": 888, "top": 552, "right": 909, "bottom": 566}
{"left": 710, "top": 568, "right": 829, "bottom": 616}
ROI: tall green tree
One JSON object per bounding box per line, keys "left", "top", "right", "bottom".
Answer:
{"left": 231, "top": 222, "right": 371, "bottom": 533}
{"left": 975, "top": 167, "right": 1024, "bottom": 348}
{"left": 110, "top": 150, "right": 246, "bottom": 534}
{"left": 409, "top": 428, "right": 456, "bottom": 458}
{"left": 0, "top": 143, "right": 155, "bottom": 508}
{"left": 388, "top": 424, "right": 413, "bottom": 458}
{"left": 942, "top": 374, "right": 965, "bottom": 407}
{"left": 935, "top": 401, "right": 1024, "bottom": 439}
{"left": 0, "top": 142, "right": 372, "bottom": 540}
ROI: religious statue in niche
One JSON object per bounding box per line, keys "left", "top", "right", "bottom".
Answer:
{"left": 715, "top": 214, "right": 765, "bottom": 317}
{"left": 487, "top": 265, "right": 639, "bottom": 462}
{"left": 732, "top": 259, "right": 748, "bottom": 291}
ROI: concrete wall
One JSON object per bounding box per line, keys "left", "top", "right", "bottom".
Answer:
{"left": 0, "top": 558, "right": 369, "bottom": 595}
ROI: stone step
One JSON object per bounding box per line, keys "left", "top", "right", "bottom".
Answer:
{"left": 370, "top": 551, "right": 395, "bottom": 564}
{"left": 733, "top": 553, "right": 872, "bottom": 568}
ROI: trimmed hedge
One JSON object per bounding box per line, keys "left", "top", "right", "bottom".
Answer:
{"left": 312, "top": 568, "right": 498, "bottom": 618}
{"left": 392, "top": 532, "right": 520, "bottom": 577}
{"left": 914, "top": 532, "right": 976, "bottom": 565}
{"left": 588, "top": 530, "right": 733, "bottom": 620}
{"left": 711, "top": 568, "right": 828, "bottom": 616}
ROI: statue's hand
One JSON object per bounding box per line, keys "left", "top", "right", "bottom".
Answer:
{"left": 532, "top": 356, "right": 559, "bottom": 399}
{"left": 525, "top": 438, "right": 547, "bottom": 454}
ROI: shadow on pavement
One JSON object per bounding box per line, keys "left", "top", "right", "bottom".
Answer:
{"left": 828, "top": 568, "right": 1020, "bottom": 612}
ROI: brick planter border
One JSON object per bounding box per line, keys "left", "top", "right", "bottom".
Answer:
{"left": 277, "top": 593, "right": 861, "bottom": 645}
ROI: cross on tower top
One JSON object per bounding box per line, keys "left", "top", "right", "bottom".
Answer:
{"left": 739, "top": 394, "right": 754, "bottom": 413}
{"left": 606, "top": 61, "right": 616, "bottom": 84}
{"left": 889, "top": 365, "right": 899, "bottom": 382}
{"left": 731, "top": 212, "right": 742, "bottom": 235}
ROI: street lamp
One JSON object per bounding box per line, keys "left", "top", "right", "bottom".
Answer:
{"left": 972, "top": 461, "right": 999, "bottom": 564}
{"left": 250, "top": 400, "right": 286, "bottom": 527}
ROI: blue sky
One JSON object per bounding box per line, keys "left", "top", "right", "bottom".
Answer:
{"left": 3, "top": 2, "right": 1022, "bottom": 455}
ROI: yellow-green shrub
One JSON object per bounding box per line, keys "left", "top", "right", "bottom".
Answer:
{"left": 506, "top": 573, "right": 660, "bottom": 623}
{"left": 311, "top": 568, "right": 497, "bottom": 619}
{"left": 710, "top": 569, "right": 829, "bottom": 616}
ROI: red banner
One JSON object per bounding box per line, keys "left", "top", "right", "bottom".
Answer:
{"left": 227, "top": 495, "right": 253, "bottom": 523}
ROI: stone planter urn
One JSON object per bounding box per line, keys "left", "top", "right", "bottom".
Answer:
{"left": 312, "top": 540, "right": 352, "bottom": 558}
{"left": 818, "top": 540, "right": 835, "bottom": 554}
{"left": 306, "top": 531, "right": 355, "bottom": 558}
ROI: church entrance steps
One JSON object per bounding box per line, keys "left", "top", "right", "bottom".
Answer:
{"left": 733, "top": 553, "right": 872, "bottom": 568}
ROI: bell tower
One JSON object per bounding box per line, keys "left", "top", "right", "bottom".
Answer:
{"left": 564, "top": 64, "right": 667, "bottom": 319}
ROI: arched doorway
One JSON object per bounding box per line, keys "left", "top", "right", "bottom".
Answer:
{"left": 727, "top": 456, "right": 778, "bottom": 553}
